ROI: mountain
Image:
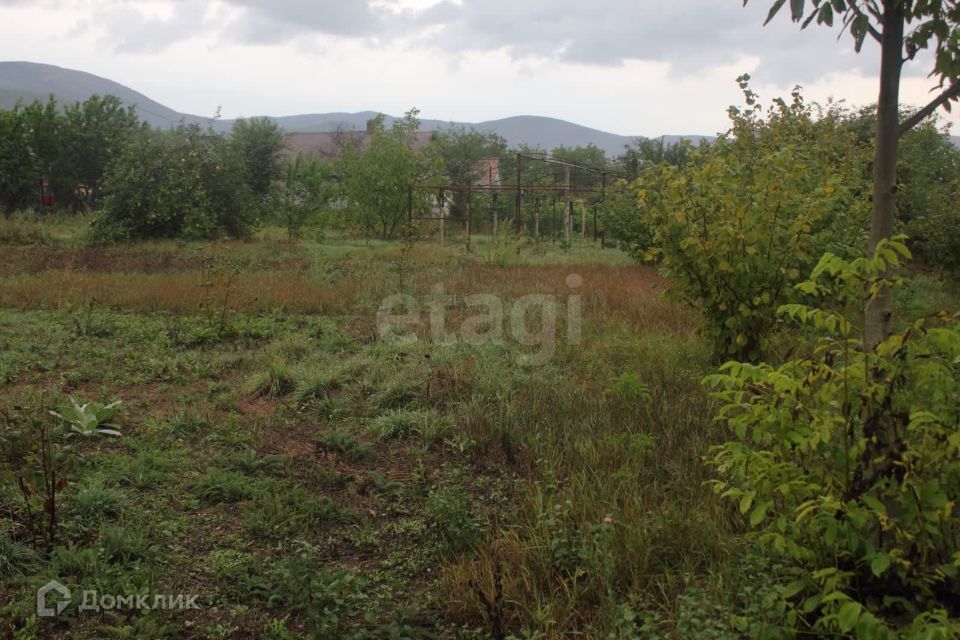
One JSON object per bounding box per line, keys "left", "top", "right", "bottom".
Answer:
{"left": 0, "top": 61, "right": 211, "bottom": 128}
{"left": 0, "top": 61, "right": 709, "bottom": 155}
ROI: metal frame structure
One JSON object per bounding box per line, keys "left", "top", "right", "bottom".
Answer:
{"left": 408, "top": 153, "right": 610, "bottom": 247}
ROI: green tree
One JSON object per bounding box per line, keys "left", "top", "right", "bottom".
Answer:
{"left": 60, "top": 95, "right": 140, "bottom": 210}
{"left": 339, "top": 109, "right": 437, "bottom": 239}
{"left": 432, "top": 126, "right": 506, "bottom": 186}
{"left": 616, "top": 137, "right": 692, "bottom": 180}
{"left": 431, "top": 127, "right": 506, "bottom": 220}
{"left": 644, "top": 82, "right": 870, "bottom": 361}
{"left": 749, "top": 0, "right": 960, "bottom": 345}
{"left": 0, "top": 108, "right": 36, "bottom": 213}
{"left": 272, "top": 155, "right": 338, "bottom": 239}
{"left": 550, "top": 144, "right": 608, "bottom": 189}
{"left": 231, "top": 117, "right": 285, "bottom": 197}
{"left": 95, "top": 124, "right": 255, "bottom": 240}
{"left": 18, "top": 97, "right": 64, "bottom": 199}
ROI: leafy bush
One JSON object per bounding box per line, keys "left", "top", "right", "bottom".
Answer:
{"left": 643, "top": 79, "right": 869, "bottom": 360}
{"left": 706, "top": 239, "right": 960, "bottom": 636}
{"left": 94, "top": 124, "right": 256, "bottom": 241}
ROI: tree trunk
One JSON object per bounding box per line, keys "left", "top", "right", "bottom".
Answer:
{"left": 864, "top": 1, "right": 904, "bottom": 349}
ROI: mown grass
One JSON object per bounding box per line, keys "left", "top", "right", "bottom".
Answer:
{"left": 9, "top": 227, "right": 938, "bottom": 638}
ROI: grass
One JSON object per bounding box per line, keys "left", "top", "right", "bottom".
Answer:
{"left": 4, "top": 226, "right": 949, "bottom": 638}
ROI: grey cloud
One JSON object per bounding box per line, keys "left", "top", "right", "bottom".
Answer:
{"left": 34, "top": 0, "right": 924, "bottom": 87}
{"left": 221, "top": 0, "right": 386, "bottom": 43}
{"left": 91, "top": 2, "right": 210, "bottom": 53}
{"left": 415, "top": 0, "right": 879, "bottom": 82}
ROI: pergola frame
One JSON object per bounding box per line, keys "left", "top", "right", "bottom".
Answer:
{"left": 407, "top": 153, "right": 610, "bottom": 247}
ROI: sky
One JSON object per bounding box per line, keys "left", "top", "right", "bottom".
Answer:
{"left": 1, "top": 0, "right": 957, "bottom": 137}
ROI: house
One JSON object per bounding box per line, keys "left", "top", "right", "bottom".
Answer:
{"left": 284, "top": 130, "right": 434, "bottom": 160}
{"left": 471, "top": 157, "right": 501, "bottom": 186}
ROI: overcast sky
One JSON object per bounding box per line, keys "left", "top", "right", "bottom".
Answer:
{"left": 1, "top": 0, "right": 957, "bottom": 137}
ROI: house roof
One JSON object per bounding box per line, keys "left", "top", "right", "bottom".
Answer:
{"left": 284, "top": 131, "right": 435, "bottom": 159}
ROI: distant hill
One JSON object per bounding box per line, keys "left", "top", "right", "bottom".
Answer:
{"left": 952, "top": 136, "right": 960, "bottom": 147}
{"left": 0, "top": 60, "right": 714, "bottom": 155}
{"left": 0, "top": 61, "right": 211, "bottom": 128}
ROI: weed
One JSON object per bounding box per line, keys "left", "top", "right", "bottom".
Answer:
{"left": 223, "top": 448, "right": 290, "bottom": 477}
{"left": 293, "top": 366, "right": 349, "bottom": 407}
{"left": 99, "top": 524, "right": 160, "bottom": 565}
{"left": 313, "top": 428, "right": 370, "bottom": 462}
{"left": 245, "top": 360, "right": 296, "bottom": 399}
{"left": 191, "top": 469, "right": 256, "bottom": 504}
{"left": 0, "top": 537, "right": 40, "bottom": 578}
{"left": 368, "top": 408, "right": 442, "bottom": 441}
{"left": 243, "top": 484, "right": 348, "bottom": 539}
{"left": 106, "top": 446, "right": 177, "bottom": 490}
{"left": 163, "top": 411, "right": 211, "bottom": 438}
{"left": 428, "top": 482, "right": 484, "bottom": 554}
{"left": 1, "top": 395, "right": 123, "bottom": 543}
{"left": 64, "top": 479, "right": 127, "bottom": 534}
{"left": 264, "top": 543, "right": 366, "bottom": 633}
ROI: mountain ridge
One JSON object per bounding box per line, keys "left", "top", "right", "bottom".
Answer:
{"left": 0, "top": 61, "right": 714, "bottom": 156}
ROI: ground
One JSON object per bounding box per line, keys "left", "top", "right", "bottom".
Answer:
{"left": 1, "top": 223, "right": 957, "bottom": 639}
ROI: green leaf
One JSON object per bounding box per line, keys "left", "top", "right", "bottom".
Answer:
{"left": 750, "top": 500, "right": 773, "bottom": 526}
{"left": 781, "top": 579, "right": 806, "bottom": 598}
{"left": 790, "top": 0, "right": 805, "bottom": 21}
{"left": 740, "top": 490, "right": 756, "bottom": 514}
{"left": 870, "top": 553, "right": 891, "bottom": 577}
{"left": 764, "top": 0, "right": 788, "bottom": 25}
{"left": 838, "top": 601, "right": 861, "bottom": 632}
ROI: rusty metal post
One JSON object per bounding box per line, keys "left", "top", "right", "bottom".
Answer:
{"left": 598, "top": 172, "right": 606, "bottom": 241}
{"left": 563, "top": 165, "right": 571, "bottom": 244}
{"left": 593, "top": 203, "right": 598, "bottom": 243}
{"left": 466, "top": 187, "right": 472, "bottom": 252}
{"left": 533, "top": 197, "right": 540, "bottom": 241}
{"left": 515, "top": 153, "right": 522, "bottom": 235}
{"left": 552, "top": 195, "right": 558, "bottom": 242}
{"left": 492, "top": 192, "right": 498, "bottom": 243}
{"left": 407, "top": 184, "right": 413, "bottom": 223}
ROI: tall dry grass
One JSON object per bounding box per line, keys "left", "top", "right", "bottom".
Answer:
{"left": 0, "top": 270, "right": 359, "bottom": 314}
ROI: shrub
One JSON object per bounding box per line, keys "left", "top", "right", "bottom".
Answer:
{"left": 706, "top": 239, "right": 960, "bottom": 636}
{"left": 93, "top": 124, "right": 255, "bottom": 241}
{"left": 643, "top": 78, "right": 869, "bottom": 361}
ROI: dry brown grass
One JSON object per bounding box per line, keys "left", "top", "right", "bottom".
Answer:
{"left": 414, "top": 264, "right": 696, "bottom": 335}
{"left": 0, "top": 270, "right": 358, "bottom": 314}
